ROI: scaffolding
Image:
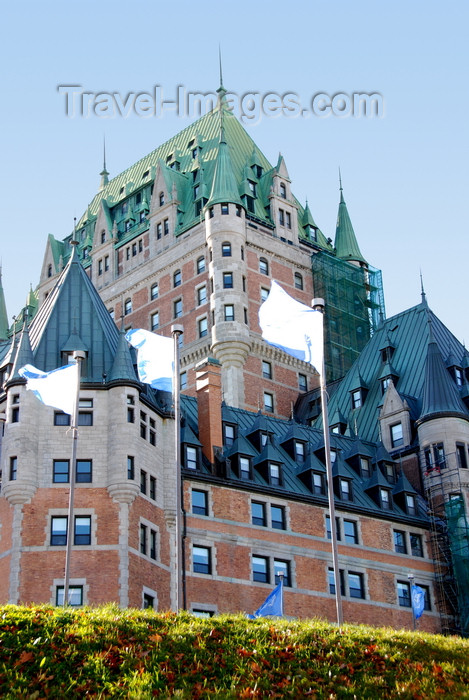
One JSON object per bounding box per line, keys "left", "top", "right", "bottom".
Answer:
{"left": 424, "top": 462, "right": 469, "bottom": 636}
{"left": 312, "top": 252, "right": 385, "bottom": 383}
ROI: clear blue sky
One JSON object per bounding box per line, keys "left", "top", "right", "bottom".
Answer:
{"left": 1, "top": 1, "right": 468, "bottom": 343}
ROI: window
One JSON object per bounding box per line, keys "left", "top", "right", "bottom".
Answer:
{"left": 149, "top": 476, "right": 156, "bottom": 500}
{"left": 405, "top": 494, "right": 417, "bottom": 516}
{"left": 149, "top": 529, "right": 157, "bottom": 560}
{"left": 269, "top": 463, "right": 281, "bottom": 486}
{"left": 279, "top": 209, "right": 285, "bottom": 226}
{"left": 222, "top": 242, "right": 231, "bottom": 256}
{"left": 98, "top": 259, "right": 103, "bottom": 276}
{"left": 151, "top": 312, "right": 159, "bottom": 331}
{"left": 343, "top": 519, "right": 358, "bottom": 544}
{"left": 397, "top": 581, "right": 411, "bottom": 607}
{"left": 298, "top": 373, "right": 307, "bottom": 392}
{"left": 56, "top": 586, "right": 83, "bottom": 606}
{"left": 9, "top": 456, "right": 17, "bottom": 481}
{"left": 140, "top": 524, "right": 147, "bottom": 555}
{"left": 193, "top": 546, "right": 211, "bottom": 574}
{"left": 390, "top": 423, "right": 404, "bottom": 448}
{"left": 410, "top": 533, "right": 423, "bottom": 557}
{"left": 259, "top": 258, "right": 269, "bottom": 275}
{"left": 140, "top": 469, "right": 147, "bottom": 494}
{"left": 173, "top": 270, "right": 181, "bottom": 287}
{"left": 261, "top": 287, "right": 269, "bottom": 302}
{"left": 274, "top": 559, "right": 291, "bottom": 587}
{"left": 394, "top": 530, "right": 407, "bottom": 554}
{"left": 159, "top": 191, "right": 165, "bottom": 206}
{"left": 76, "top": 460, "right": 92, "bottom": 483}
{"left": 74, "top": 516, "right": 91, "bottom": 545}
{"left": 47, "top": 264, "right": 53, "bottom": 278}
{"left": 143, "top": 593, "right": 154, "bottom": 609}
{"left": 192, "top": 609, "right": 214, "bottom": 618}
{"left": 271, "top": 505, "right": 285, "bottom": 530}
{"left": 360, "top": 457, "right": 370, "bottom": 478}
{"left": 224, "top": 304, "right": 234, "bottom": 321}
{"left": 456, "top": 444, "right": 468, "bottom": 469}
{"left": 192, "top": 489, "right": 208, "bottom": 516}
{"left": 104, "top": 255, "right": 109, "bottom": 271}
{"left": 51, "top": 458, "right": 69, "bottom": 484}
{"left": 221, "top": 204, "right": 229, "bottom": 215}
{"left": 351, "top": 389, "right": 362, "bottom": 409}
{"left": 339, "top": 478, "right": 352, "bottom": 501}
{"left": 252, "top": 501, "right": 266, "bottom": 526}
{"left": 252, "top": 555, "right": 269, "bottom": 583}
{"left": 285, "top": 211, "right": 291, "bottom": 229}
{"left": 197, "top": 285, "right": 207, "bottom": 305}
{"left": 124, "top": 298, "right": 132, "bottom": 315}
{"left": 223, "top": 272, "right": 233, "bottom": 289}
{"left": 164, "top": 219, "right": 169, "bottom": 235}
{"left": 240, "top": 457, "right": 251, "bottom": 480}
{"left": 313, "top": 472, "right": 325, "bottom": 495}
{"left": 224, "top": 424, "right": 235, "bottom": 447}
{"left": 127, "top": 456, "right": 135, "bottom": 480}
{"left": 174, "top": 299, "right": 182, "bottom": 318}
{"left": 180, "top": 371, "right": 187, "bottom": 390}
{"left": 380, "top": 488, "right": 392, "bottom": 510}
{"left": 197, "top": 256, "right": 205, "bottom": 274}
{"left": 264, "top": 392, "right": 274, "bottom": 413}
{"left": 381, "top": 377, "right": 391, "bottom": 394}
{"left": 51, "top": 516, "right": 68, "bottom": 546}
{"left": 434, "top": 443, "right": 446, "bottom": 469}
{"left": 294, "top": 441, "right": 305, "bottom": 463}
{"left": 11, "top": 394, "right": 19, "bottom": 422}
{"left": 198, "top": 317, "right": 208, "bottom": 338}
{"left": 156, "top": 223, "right": 162, "bottom": 239}
{"left": 262, "top": 361, "right": 272, "bottom": 379}
{"left": 326, "top": 515, "right": 341, "bottom": 541}
{"left": 127, "top": 395, "right": 135, "bottom": 424}
{"left": 328, "top": 568, "right": 346, "bottom": 596}
{"left": 348, "top": 572, "right": 365, "bottom": 598}
{"left": 151, "top": 283, "right": 159, "bottom": 300}
{"left": 186, "top": 446, "right": 197, "bottom": 470}
{"left": 454, "top": 367, "right": 463, "bottom": 387}
{"left": 280, "top": 182, "right": 286, "bottom": 199}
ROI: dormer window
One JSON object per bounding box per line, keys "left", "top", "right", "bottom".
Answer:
{"left": 359, "top": 457, "right": 370, "bottom": 479}
{"left": 239, "top": 456, "right": 251, "bottom": 480}
{"left": 294, "top": 441, "right": 305, "bottom": 463}
{"left": 313, "top": 472, "right": 325, "bottom": 495}
{"left": 390, "top": 423, "right": 404, "bottom": 448}
{"left": 384, "top": 462, "right": 396, "bottom": 484}
{"left": 338, "top": 478, "right": 352, "bottom": 501}
{"left": 185, "top": 445, "right": 198, "bottom": 470}
{"left": 223, "top": 423, "right": 236, "bottom": 447}
{"left": 405, "top": 494, "right": 417, "bottom": 516}
{"left": 248, "top": 181, "right": 256, "bottom": 196}
{"left": 379, "top": 487, "right": 392, "bottom": 510}
{"left": 351, "top": 388, "right": 364, "bottom": 409}
{"left": 269, "top": 463, "right": 281, "bottom": 486}
{"left": 454, "top": 367, "right": 464, "bottom": 387}
{"left": 47, "top": 264, "right": 53, "bottom": 278}
{"left": 279, "top": 182, "right": 287, "bottom": 199}
{"left": 381, "top": 377, "right": 391, "bottom": 394}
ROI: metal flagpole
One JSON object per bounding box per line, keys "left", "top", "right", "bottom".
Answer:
{"left": 63, "top": 350, "right": 85, "bottom": 606}
{"left": 171, "top": 324, "right": 184, "bottom": 612}
{"left": 312, "top": 299, "right": 344, "bottom": 628}
{"left": 408, "top": 573, "right": 416, "bottom": 630}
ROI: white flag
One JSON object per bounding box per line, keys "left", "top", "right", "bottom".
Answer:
{"left": 125, "top": 328, "right": 173, "bottom": 392}
{"left": 258, "top": 280, "right": 323, "bottom": 373}
{"left": 18, "top": 363, "right": 79, "bottom": 416}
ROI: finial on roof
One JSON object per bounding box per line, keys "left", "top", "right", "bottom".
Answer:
{"left": 100, "top": 136, "right": 109, "bottom": 191}
{"left": 420, "top": 269, "right": 427, "bottom": 306}
{"left": 339, "top": 167, "right": 344, "bottom": 203}
{"left": 216, "top": 45, "right": 227, "bottom": 103}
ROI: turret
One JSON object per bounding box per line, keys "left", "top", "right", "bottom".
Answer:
{"left": 334, "top": 172, "right": 367, "bottom": 266}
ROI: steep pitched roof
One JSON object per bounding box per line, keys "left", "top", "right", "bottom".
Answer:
{"left": 334, "top": 181, "right": 367, "bottom": 265}
{"left": 0, "top": 267, "right": 8, "bottom": 341}
{"left": 418, "top": 336, "right": 469, "bottom": 424}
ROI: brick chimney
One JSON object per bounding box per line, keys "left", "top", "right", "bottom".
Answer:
{"left": 195, "top": 357, "right": 223, "bottom": 464}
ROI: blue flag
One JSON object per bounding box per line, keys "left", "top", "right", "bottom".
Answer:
{"left": 411, "top": 584, "right": 425, "bottom": 619}
{"left": 258, "top": 281, "right": 323, "bottom": 373}
{"left": 18, "top": 363, "right": 79, "bottom": 416}
{"left": 247, "top": 580, "right": 283, "bottom": 619}
{"left": 125, "top": 328, "right": 173, "bottom": 392}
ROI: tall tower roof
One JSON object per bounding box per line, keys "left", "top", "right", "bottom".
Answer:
{"left": 334, "top": 173, "right": 367, "bottom": 265}
{"left": 206, "top": 120, "right": 243, "bottom": 208}
{"left": 0, "top": 266, "right": 9, "bottom": 341}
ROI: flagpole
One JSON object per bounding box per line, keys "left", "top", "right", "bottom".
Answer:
{"left": 312, "top": 299, "right": 343, "bottom": 628}
{"left": 63, "top": 351, "right": 85, "bottom": 606}
{"left": 408, "top": 573, "right": 416, "bottom": 630}
{"left": 171, "top": 324, "right": 184, "bottom": 612}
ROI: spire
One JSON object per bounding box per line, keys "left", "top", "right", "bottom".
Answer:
{"left": 9, "top": 314, "right": 34, "bottom": 381}
{"left": 334, "top": 172, "right": 367, "bottom": 265}
{"left": 0, "top": 265, "right": 9, "bottom": 341}
{"left": 206, "top": 123, "right": 242, "bottom": 208}
{"left": 216, "top": 45, "right": 227, "bottom": 104}
{"left": 99, "top": 136, "right": 109, "bottom": 191}
{"left": 420, "top": 270, "right": 427, "bottom": 306}
{"left": 108, "top": 325, "right": 139, "bottom": 384}
{"left": 417, "top": 325, "right": 469, "bottom": 424}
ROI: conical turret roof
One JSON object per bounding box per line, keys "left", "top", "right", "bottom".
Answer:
{"left": 334, "top": 177, "right": 367, "bottom": 265}
{"left": 418, "top": 336, "right": 469, "bottom": 424}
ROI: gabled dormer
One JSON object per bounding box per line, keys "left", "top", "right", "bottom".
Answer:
{"left": 348, "top": 364, "right": 368, "bottom": 410}
{"left": 181, "top": 422, "right": 203, "bottom": 472}
{"left": 446, "top": 350, "right": 464, "bottom": 388}
{"left": 342, "top": 436, "right": 374, "bottom": 479}
{"left": 280, "top": 419, "right": 308, "bottom": 463}
{"left": 332, "top": 453, "right": 355, "bottom": 502}
{"left": 378, "top": 360, "right": 399, "bottom": 395}
{"left": 253, "top": 435, "right": 284, "bottom": 487}
{"left": 246, "top": 411, "right": 274, "bottom": 452}
{"left": 392, "top": 471, "right": 419, "bottom": 517}
{"left": 364, "top": 464, "right": 394, "bottom": 511}
{"left": 225, "top": 434, "right": 257, "bottom": 481}
{"left": 373, "top": 442, "right": 398, "bottom": 485}
{"left": 296, "top": 448, "right": 327, "bottom": 496}
{"left": 379, "top": 380, "right": 412, "bottom": 452}
{"left": 330, "top": 408, "right": 348, "bottom": 435}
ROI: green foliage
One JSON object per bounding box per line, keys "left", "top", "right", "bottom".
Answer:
{"left": 0, "top": 605, "right": 468, "bottom": 698}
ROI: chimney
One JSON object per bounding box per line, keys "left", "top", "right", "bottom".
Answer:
{"left": 196, "top": 357, "right": 223, "bottom": 464}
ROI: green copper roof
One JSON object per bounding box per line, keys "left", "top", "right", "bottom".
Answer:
{"left": 334, "top": 182, "right": 367, "bottom": 265}
{"left": 418, "top": 337, "right": 469, "bottom": 424}
{"left": 206, "top": 127, "right": 242, "bottom": 207}
{"left": 0, "top": 268, "right": 9, "bottom": 341}
{"left": 108, "top": 327, "right": 139, "bottom": 384}
{"left": 9, "top": 323, "right": 34, "bottom": 381}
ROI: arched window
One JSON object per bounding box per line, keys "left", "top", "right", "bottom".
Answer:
{"left": 259, "top": 257, "right": 269, "bottom": 275}
{"left": 124, "top": 298, "right": 132, "bottom": 315}
{"left": 173, "top": 269, "right": 181, "bottom": 287}
{"left": 197, "top": 256, "right": 205, "bottom": 274}
{"left": 294, "top": 272, "right": 303, "bottom": 290}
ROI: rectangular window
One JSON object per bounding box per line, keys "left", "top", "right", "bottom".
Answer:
{"left": 143, "top": 593, "right": 154, "bottom": 609}
{"left": 222, "top": 242, "right": 231, "bottom": 256}
{"left": 224, "top": 424, "right": 235, "bottom": 447}
{"left": 186, "top": 446, "right": 197, "bottom": 470}
{"left": 348, "top": 572, "right": 365, "bottom": 599}
{"left": 360, "top": 457, "right": 370, "bottom": 478}
{"left": 223, "top": 272, "right": 233, "bottom": 289}
{"left": 76, "top": 460, "right": 92, "bottom": 483}
{"left": 285, "top": 211, "right": 291, "bottom": 229}
{"left": 390, "top": 423, "right": 404, "bottom": 448}
{"left": 151, "top": 282, "right": 159, "bottom": 299}
{"left": 295, "top": 441, "right": 305, "bottom": 463}
{"left": 104, "top": 256, "right": 109, "bottom": 271}
{"left": 9, "top": 456, "right": 17, "bottom": 481}
{"left": 397, "top": 581, "right": 411, "bottom": 607}
{"left": 410, "top": 533, "right": 423, "bottom": 557}
{"left": 149, "top": 418, "right": 156, "bottom": 446}
{"left": 343, "top": 519, "right": 358, "bottom": 544}
{"left": 274, "top": 559, "right": 291, "bottom": 587}
{"left": 140, "top": 524, "right": 147, "bottom": 555}
{"left": 54, "top": 412, "right": 71, "bottom": 426}
{"left": 156, "top": 223, "right": 162, "bottom": 239}
{"left": 351, "top": 389, "right": 362, "bottom": 409}
{"left": 151, "top": 312, "right": 159, "bottom": 331}
{"left": 264, "top": 392, "right": 274, "bottom": 413}
{"left": 456, "top": 444, "right": 468, "bottom": 469}
{"left": 51, "top": 516, "right": 68, "bottom": 546}
{"left": 180, "top": 371, "right": 187, "bottom": 390}
{"left": 221, "top": 204, "right": 229, "bottom": 216}
{"left": 261, "top": 287, "right": 269, "bottom": 303}
{"left": 74, "top": 516, "right": 91, "bottom": 545}
{"left": 193, "top": 545, "right": 211, "bottom": 574}
{"left": 406, "top": 494, "right": 417, "bottom": 516}
{"left": 164, "top": 219, "right": 169, "bottom": 235}
{"left": 279, "top": 209, "right": 285, "bottom": 226}
{"left": 140, "top": 470, "right": 147, "bottom": 494}
{"left": 326, "top": 515, "right": 341, "bottom": 541}
{"left": 53, "top": 460, "right": 69, "bottom": 483}
{"left": 78, "top": 411, "right": 93, "bottom": 427}
{"left": 262, "top": 361, "right": 272, "bottom": 379}
{"left": 313, "top": 472, "right": 325, "bottom": 495}
{"left": 198, "top": 317, "right": 208, "bottom": 338}
{"left": 269, "top": 463, "right": 280, "bottom": 486}
{"left": 224, "top": 304, "right": 234, "bottom": 321}
{"left": 252, "top": 555, "right": 269, "bottom": 583}
{"left": 150, "top": 530, "right": 157, "bottom": 560}
{"left": 434, "top": 443, "right": 445, "bottom": 468}
{"left": 328, "top": 568, "right": 345, "bottom": 596}
{"left": 251, "top": 501, "right": 266, "bottom": 526}
{"left": 174, "top": 299, "right": 182, "bottom": 318}
{"left": 56, "top": 586, "right": 83, "bottom": 607}
{"left": 339, "top": 478, "right": 352, "bottom": 501}
{"left": 239, "top": 457, "right": 251, "bottom": 480}
{"left": 394, "top": 529, "right": 407, "bottom": 554}
{"left": 192, "top": 489, "right": 208, "bottom": 516}
{"left": 149, "top": 476, "right": 156, "bottom": 500}
{"left": 380, "top": 488, "right": 392, "bottom": 510}
{"left": 298, "top": 373, "right": 307, "bottom": 392}
{"left": 127, "top": 456, "right": 135, "bottom": 480}
{"left": 271, "top": 504, "right": 286, "bottom": 530}
{"left": 197, "top": 286, "right": 207, "bottom": 305}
